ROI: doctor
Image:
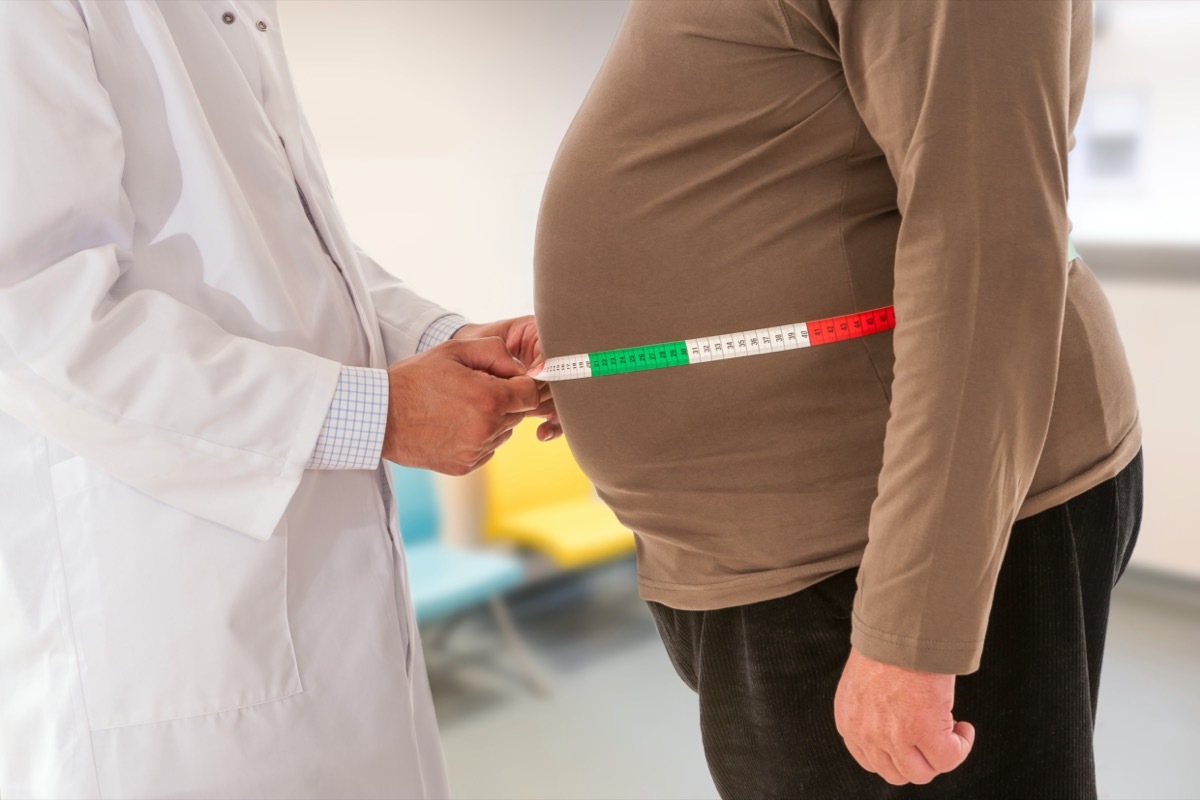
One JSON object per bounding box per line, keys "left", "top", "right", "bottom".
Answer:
{"left": 0, "top": 1, "right": 555, "bottom": 797}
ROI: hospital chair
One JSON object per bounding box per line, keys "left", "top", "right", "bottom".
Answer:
{"left": 482, "top": 420, "right": 635, "bottom": 569}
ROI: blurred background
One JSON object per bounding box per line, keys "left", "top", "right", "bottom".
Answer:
{"left": 279, "top": 2, "right": 1200, "bottom": 798}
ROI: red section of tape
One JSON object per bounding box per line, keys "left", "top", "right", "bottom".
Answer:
{"left": 808, "top": 318, "right": 827, "bottom": 345}
{"left": 862, "top": 311, "right": 878, "bottom": 335}
{"left": 807, "top": 307, "right": 894, "bottom": 346}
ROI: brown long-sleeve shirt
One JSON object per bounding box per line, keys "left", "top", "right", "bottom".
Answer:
{"left": 534, "top": 0, "right": 1141, "bottom": 673}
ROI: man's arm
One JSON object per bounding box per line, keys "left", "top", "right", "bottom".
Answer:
{"left": 781, "top": 0, "right": 1075, "bottom": 785}
{"left": 801, "top": 0, "right": 1074, "bottom": 676}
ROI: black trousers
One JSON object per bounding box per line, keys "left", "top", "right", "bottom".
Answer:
{"left": 649, "top": 448, "right": 1144, "bottom": 800}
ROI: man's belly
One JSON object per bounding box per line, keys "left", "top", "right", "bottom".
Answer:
{"left": 540, "top": 294, "right": 894, "bottom": 582}
{"left": 532, "top": 127, "right": 899, "bottom": 590}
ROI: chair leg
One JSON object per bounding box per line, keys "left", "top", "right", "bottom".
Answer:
{"left": 422, "top": 612, "right": 468, "bottom": 651}
{"left": 488, "top": 597, "right": 552, "bottom": 697}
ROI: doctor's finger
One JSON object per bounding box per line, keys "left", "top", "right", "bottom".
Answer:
{"left": 536, "top": 419, "right": 563, "bottom": 442}
{"left": 530, "top": 395, "right": 556, "bottom": 419}
{"left": 482, "top": 428, "right": 514, "bottom": 452}
{"left": 486, "top": 415, "right": 526, "bottom": 442}
{"left": 452, "top": 336, "right": 525, "bottom": 378}
{"left": 468, "top": 451, "right": 496, "bottom": 473}
{"left": 496, "top": 375, "right": 540, "bottom": 413}
{"left": 507, "top": 317, "right": 542, "bottom": 366}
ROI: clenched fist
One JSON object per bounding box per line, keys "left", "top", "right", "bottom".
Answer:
{"left": 834, "top": 646, "right": 975, "bottom": 786}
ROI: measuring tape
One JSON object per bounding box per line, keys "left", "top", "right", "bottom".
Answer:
{"left": 531, "top": 305, "right": 896, "bottom": 381}
{"left": 533, "top": 239, "right": 1080, "bottom": 382}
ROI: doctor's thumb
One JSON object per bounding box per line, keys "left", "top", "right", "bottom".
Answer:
{"left": 451, "top": 336, "right": 526, "bottom": 378}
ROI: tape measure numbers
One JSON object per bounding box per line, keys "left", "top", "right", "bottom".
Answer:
{"left": 533, "top": 305, "right": 896, "bottom": 382}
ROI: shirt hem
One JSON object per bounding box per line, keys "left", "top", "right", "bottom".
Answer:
{"left": 1016, "top": 413, "right": 1143, "bottom": 521}
{"left": 638, "top": 554, "right": 863, "bottom": 611}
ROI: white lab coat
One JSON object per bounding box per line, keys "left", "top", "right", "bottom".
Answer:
{"left": 0, "top": 1, "right": 453, "bottom": 796}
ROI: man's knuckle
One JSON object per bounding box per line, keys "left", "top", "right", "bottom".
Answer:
{"left": 924, "top": 758, "right": 949, "bottom": 774}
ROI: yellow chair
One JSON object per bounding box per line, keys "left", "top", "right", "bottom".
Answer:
{"left": 483, "top": 420, "right": 635, "bottom": 569}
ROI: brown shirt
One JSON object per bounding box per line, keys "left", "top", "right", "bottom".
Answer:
{"left": 534, "top": 0, "right": 1141, "bottom": 673}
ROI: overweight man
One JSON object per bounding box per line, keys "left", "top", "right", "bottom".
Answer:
{"left": 535, "top": 1, "right": 1144, "bottom": 796}
{"left": 0, "top": 2, "right": 553, "bottom": 796}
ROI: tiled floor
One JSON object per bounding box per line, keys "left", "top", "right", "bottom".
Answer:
{"left": 432, "top": 560, "right": 1200, "bottom": 800}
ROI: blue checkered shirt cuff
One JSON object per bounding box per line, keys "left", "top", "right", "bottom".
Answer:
{"left": 306, "top": 316, "right": 469, "bottom": 470}
{"left": 417, "top": 313, "right": 469, "bottom": 353}
{"left": 306, "top": 366, "right": 390, "bottom": 470}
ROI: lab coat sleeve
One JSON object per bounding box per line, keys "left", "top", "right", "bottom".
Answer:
{"left": 355, "top": 248, "right": 464, "bottom": 365}
{"left": 0, "top": 1, "right": 342, "bottom": 542}
{"left": 786, "top": 0, "right": 1073, "bottom": 672}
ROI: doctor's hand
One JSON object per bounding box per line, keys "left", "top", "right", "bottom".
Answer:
{"left": 834, "top": 645, "right": 975, "bottom": 786}
{"left": 381, "top": 337, "right": 540, "bottom": 475}
{"left": 451, "top": 315, "right": 561, "bottom": 442}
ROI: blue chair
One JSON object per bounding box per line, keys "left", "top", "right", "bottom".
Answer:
{"left": 390, "top": 464, "right": 548, "bottom": 694}
{"left": 390, "top": 463, "right": 525, "bottom": 624}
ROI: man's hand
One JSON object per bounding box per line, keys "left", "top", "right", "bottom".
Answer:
{"left": 834, "top": 646, "right": 975, "bottom": 786}
{"left": 451, "top": 315, "right": 561, "bottom": 441}
{"left": 382, "top": 337, "right": 540, "bottom": 475}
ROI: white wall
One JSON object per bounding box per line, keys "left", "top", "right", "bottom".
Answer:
{"left": 280, "top": 0, "right": 629, "bottom": 322}
{"left": 1095, "top": 277, "right": 1200, "bottom": 578}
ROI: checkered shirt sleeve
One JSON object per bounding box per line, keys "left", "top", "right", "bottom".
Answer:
{"left": 306, "top": 314, "right": 469, "bottom": 470}
{"left": 417, "top": 313, "right": 468, "bottom": 353}
{"left": 305, "top": 366, "right": 389, "bottom": 470}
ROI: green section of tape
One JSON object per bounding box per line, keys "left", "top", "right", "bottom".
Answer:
{"left": 589, "top": 341, "right": 689, "bottom": 375}
{"left": 1067, "top": 237, "right": 1079, "bottom": 262}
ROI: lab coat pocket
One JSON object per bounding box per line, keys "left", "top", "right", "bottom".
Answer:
{"left": 50, "top": 457, "right": 302, "bottom": 731}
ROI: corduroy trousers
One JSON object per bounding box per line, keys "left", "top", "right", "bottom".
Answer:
{"left": 648, "top": 447, "right": 1144, "bottom": 800}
